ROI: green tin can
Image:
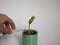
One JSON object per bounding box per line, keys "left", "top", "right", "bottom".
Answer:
{"left": 22, "top": 30, "right": 38, "bottom": 45}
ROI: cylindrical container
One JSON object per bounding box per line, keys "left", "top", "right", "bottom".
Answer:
{"left": 22, "top": 30, "right": 38, "bottom": 45}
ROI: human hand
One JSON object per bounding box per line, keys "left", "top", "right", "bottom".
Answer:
{"left": 0, "top": 13, "right": 16, "bottom": 34}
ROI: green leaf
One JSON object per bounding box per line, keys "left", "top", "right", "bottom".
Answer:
{"left": 29, "top": 16, "right": 35, "bottom": 24}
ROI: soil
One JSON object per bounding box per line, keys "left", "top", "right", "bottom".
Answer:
{"left": 23, "top": 30, "right": 37, "bottom": 35}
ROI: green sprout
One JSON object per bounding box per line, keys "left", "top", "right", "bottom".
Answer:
{"left": 28, "top": 16, "right": 35, "bottom": 34}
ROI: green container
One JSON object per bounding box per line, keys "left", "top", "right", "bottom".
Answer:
{"left": 22, "top": 30, "right": 38, "bottom": 45}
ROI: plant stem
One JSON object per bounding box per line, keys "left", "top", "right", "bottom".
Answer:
{"left": 28, "top": 24, "right": 30, "bottom": 34}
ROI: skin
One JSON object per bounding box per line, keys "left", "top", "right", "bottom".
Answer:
{"left": 0, "top": 13, "right": 16, "bottom": 34}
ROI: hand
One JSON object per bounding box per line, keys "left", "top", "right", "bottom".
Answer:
{"left": 0, "top": 13, "right": 16, "bottom": 34}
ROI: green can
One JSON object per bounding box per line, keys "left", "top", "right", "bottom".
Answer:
{"left": 22, "top": 30, "right": 38, "bottom": 45}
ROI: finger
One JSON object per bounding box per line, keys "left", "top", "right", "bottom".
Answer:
{"left": 4, "top": 22, "right": 10, "bottom": 29}
{"left": 3, "top": 27, "right": 12, "bottom": 34}
{"left": 5, "top": 29, "right": 12, "bottom": 34}
{"left": 0, "top": 24, "right": 3, "bottom": 32}
{"left": 4, "top": 23, "right": 13, "bottom": 34}
{"left": 0, "top": 24, "right": 6, "bottom": 35}
{"left": 1, "top": 24, "right": 12, "bottom": 34}
{"left": 6, "top": 18, "right": 16, "bottom": 30}
{"left": 3, "top": 28, "right": 12, "bottom": 34}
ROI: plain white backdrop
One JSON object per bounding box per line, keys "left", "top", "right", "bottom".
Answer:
{"left": 0, "top": 0, "right": 60, "bottom": 45}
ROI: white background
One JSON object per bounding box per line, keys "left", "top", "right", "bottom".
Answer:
{"left": 0, "top": 0, "right": 60, "bottom": 45}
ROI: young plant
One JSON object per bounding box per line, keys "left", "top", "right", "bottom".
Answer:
{"left": 28, "top": 16, "right": 35, "bottom": 34}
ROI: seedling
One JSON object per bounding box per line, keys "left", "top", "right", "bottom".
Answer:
{"left": 23, "top": 16, "right": 37, "bottom": 45}
{"left": 28, "top": 16, "right": 35, "bottom": 34}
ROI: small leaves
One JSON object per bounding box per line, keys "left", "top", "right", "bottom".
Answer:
{"left": 29, "top": 16, "right": 35, "bottom": 24}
